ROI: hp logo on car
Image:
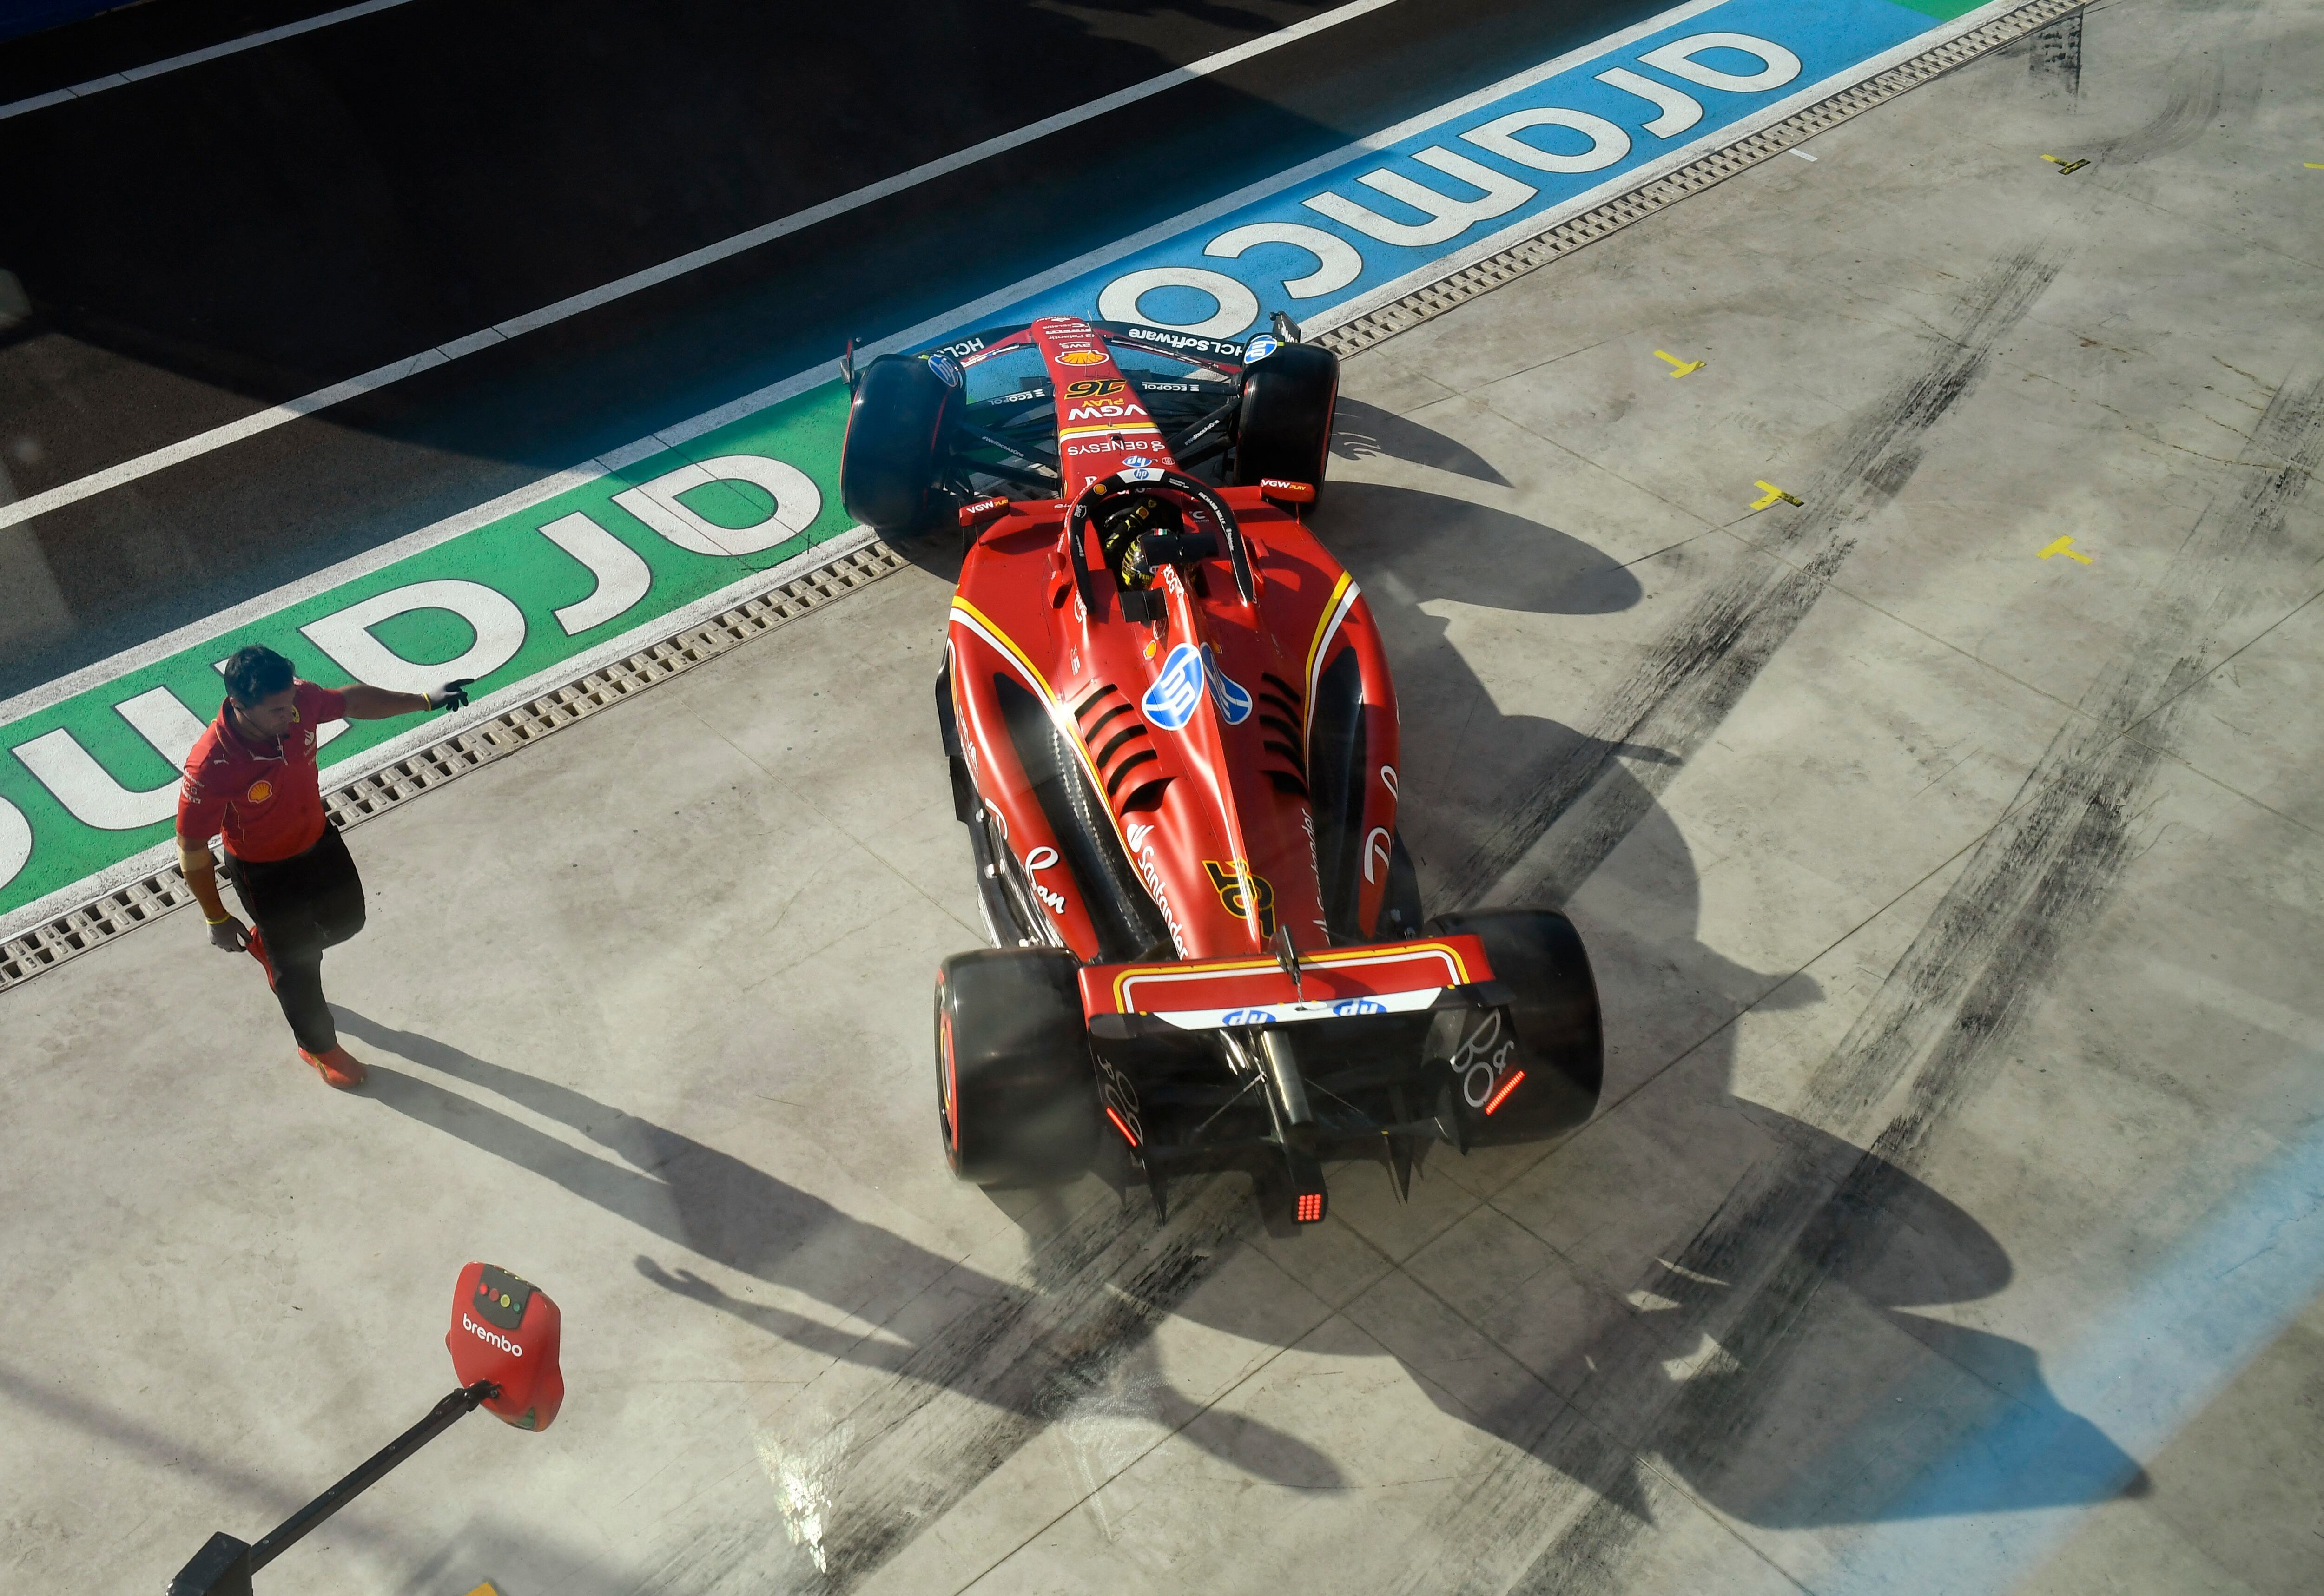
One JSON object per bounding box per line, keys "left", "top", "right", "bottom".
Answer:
{"left": 1142, "top": 645, "right": 1208, "bottom": 729}
{"left": 1142, "top": 646, "right": 1255, "bottom": 732}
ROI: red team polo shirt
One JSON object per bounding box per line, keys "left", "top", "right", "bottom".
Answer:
{"left": 176, "top": 681, "right": 348, "bottom": 862}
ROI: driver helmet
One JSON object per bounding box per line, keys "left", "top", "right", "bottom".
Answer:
{"left": 1095, "top": 490, "right": 1184, "bottom": 590}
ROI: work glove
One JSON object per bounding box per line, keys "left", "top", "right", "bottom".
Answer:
{"left": 426, "top": 678, "right": 476, "bottom": 712}
{"left": 207, "top": 913, "right": 251, "bottom": 952}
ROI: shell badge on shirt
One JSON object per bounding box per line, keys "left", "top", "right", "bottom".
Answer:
{"left": 247, "top": 780, "right": 273, "bottom": 803}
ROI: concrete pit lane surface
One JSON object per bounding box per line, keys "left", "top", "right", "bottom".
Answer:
{"left": 4, "top": 1, "right": 2324, "bottom": 1593}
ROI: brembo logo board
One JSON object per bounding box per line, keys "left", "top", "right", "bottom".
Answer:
{"left": 0, "top": 0, "right": 1998, "bottom": 935}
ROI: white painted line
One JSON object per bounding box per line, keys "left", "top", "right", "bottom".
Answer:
{"left": 1, "top": 0, "right": 2035, "bottom": 727}
{"left": 0, "top": 0, "right": 420, "bottom": 121}
{"left": 0, "top": 0, "right": 1404, "bottom": 535}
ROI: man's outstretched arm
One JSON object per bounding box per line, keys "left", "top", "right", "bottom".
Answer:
{"left": 340, "top": 678, "right": 473, "bottom": 720}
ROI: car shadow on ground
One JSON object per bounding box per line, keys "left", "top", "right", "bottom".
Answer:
{"left": 335, "top": 463, "right": 2143, "bottom": 1572}
{"left": 336, "top": 1008, "right": 1346, "bottom": 1501}
{"left": 1331, "top": 396, "right": 1512, "bottom": 487}
{"left": 1299, "top": 473, "right": 2149, "bottom": 1530}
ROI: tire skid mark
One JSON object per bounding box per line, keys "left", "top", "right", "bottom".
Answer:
{"left": 1447, "top": 249, "right": 2062, "bottom": 912}
{"left": 2023, "top": 8, "right": 2083, "bottom": 99}
{"left": 687, "top": 249, "right": 2069, "bottom": 1596}
{"left": 650, "top": 1176, "right": 1261, "bottom": 1592}
{"left": 1433, "top": 376, "right": 2324, "bottom": 1595}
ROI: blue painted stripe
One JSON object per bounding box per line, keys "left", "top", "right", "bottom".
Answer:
{"left": 965, "top": 0, "right": 1945, "bottom": 346}
{"left": 1830, "top": 1098, "right": 2324, "bottom": 1592}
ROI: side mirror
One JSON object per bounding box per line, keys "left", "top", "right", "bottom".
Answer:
{"left": 449, "top": 1262, "right": 563, "bottom": 1431}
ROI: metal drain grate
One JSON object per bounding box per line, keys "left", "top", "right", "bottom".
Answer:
{"left": 1316, "top": 0, "right": 2085, "bottom": 358}
{"left": 0, "top": 540, "right": 907, "bottom": 993}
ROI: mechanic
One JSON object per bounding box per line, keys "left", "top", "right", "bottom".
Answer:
{"left": 175, "top": 645, "right": 473, "bottom": 1090}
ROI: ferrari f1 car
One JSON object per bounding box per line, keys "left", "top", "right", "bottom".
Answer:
{"left": 838, "top": 314, "right": 1602, "bottom": 1225}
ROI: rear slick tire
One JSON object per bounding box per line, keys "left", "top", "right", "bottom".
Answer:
{"left": 935, "top": 948, "right": 1097, "bottom": 1187}
{"left": 1427, "top": 909, "right": 1603, "bottom": 1144}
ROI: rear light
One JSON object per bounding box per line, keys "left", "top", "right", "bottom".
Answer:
{"left": 1104, "top": 1105, "right": 1140, "bottom": 1148}
{"left": 1294, "top": 1191, "right": 1325, "bottom": 1224}
{"left": 1482, "top": 1069, "right": 1526, "bottom": 1115}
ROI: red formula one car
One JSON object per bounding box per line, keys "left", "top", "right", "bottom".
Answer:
{"left": 838, "top": 314, "right": 1602, "bottom": 1224}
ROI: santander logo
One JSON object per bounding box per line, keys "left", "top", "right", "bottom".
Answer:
{"left": 462, "top": 1313, "right": 523, "bottom": 1357}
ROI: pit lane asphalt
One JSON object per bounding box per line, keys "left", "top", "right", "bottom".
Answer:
{"left": 0, "top": 0, "right": 1672, "bottom": 699}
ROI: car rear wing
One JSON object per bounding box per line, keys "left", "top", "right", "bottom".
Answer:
{"left": 1081, "top": 935, "right": 1505, "bottom": 1039}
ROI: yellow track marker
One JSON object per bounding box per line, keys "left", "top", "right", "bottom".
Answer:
{"left": 464, "top": 1583, "right": 502, "bottom": 1596}
{"left": 2307, "top": 163, "right": 2324, "bottom": 170}
{"left": 2040, "top": 154, "right": 2089, "bottom": 174}
{"left": 1653, "top": 349, "right": 1704, "bottom": 377}
{"left": 2038, "top": 534, "right": 2094, "bottom": 564}
{"left": 1749, "top": 481, "right": 1802, "bottom": 510}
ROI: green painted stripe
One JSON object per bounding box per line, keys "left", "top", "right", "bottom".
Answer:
{"left": 1880, "top": 0, "right": 1991, "bottom": 20}
{"left": 0, "top": 381, "right": 852, "bottom": 923}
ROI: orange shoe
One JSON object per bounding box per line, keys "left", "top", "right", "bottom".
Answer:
{"left": 298, "top": 1045, "right": 367, "bottom": 1089}
{"left": 247, "top": 928, "right": 277, "bottom": 989}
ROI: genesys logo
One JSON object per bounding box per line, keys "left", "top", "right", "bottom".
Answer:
{"left": 462, "top": 1314, "right": 524, "bottom": 1357}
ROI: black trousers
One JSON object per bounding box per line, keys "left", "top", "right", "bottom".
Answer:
{"left": 224, "top": 824, "right": 366, "bottom": 1054}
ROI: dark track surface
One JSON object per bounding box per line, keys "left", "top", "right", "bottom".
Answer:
{"left": 0, "top": 0, "right": 1662, "bottom": 697}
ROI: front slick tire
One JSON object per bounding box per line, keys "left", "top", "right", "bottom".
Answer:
{"left": 935, "top": 949, "right": 1097, "bottom": 1187}
{"left": 1230, "top": 342, "right": 1338, "bottom": 503}
{"left": 841, "top": 354, "right": 956, "bottom": 535}
{"left": 1429, "top": 909, "right": 1603, "bottom": 1144}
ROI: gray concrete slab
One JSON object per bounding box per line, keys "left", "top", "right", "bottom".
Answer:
{"left": 4, "top": 2, "right": 2323, "bottom": 1593}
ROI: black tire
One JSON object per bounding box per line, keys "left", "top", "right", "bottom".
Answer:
{"left": 1427, "top": 909, "right": 1602, "bottom": 1142}
{"left": 935, "top": 949, "right": 1097, "bottom": 1186}
{"left": 841, "top": 355, "right": 957, "bottom": 534}
{"left": 1231, "top": 343, "right": 1339, "bottom": 504}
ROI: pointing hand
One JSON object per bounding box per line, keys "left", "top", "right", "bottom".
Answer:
{"left": 426, "top": 678, "right": 476, "bottom": 712}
